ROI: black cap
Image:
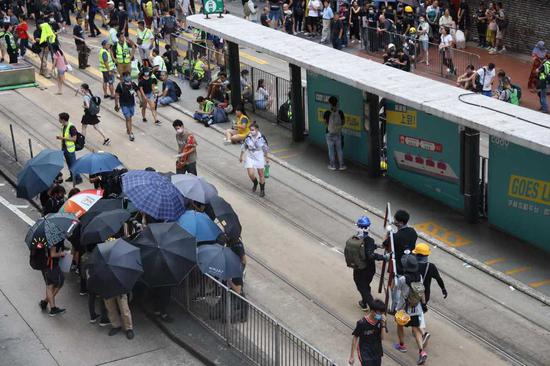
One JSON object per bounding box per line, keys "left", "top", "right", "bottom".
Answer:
{"left": 401, "top": 254, "right": 419, "bottom": 273}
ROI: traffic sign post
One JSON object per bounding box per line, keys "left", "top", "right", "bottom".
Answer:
{"left": 203, "top": 0, "right": 224, "bottom": 18}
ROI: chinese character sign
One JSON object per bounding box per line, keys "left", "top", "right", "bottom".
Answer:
{"left": 203, "top": 0, "right": 224, "bottom": 15}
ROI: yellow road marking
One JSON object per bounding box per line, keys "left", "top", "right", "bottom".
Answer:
{"left": 278, "top": 153, "right": 300, "bottom": 160}
{"left": 484, "top": 257, "right": 506, "bottom": 266}
{"left": 529, "top": 279, "right": 550, "bottom": 288}
{"left": 239, "top": 52, "right": 268, "bottom": 65}
{"left": 270, "top": 148, "right": 289, "bottom": 153}
{"left": 504, "top": 267, "right": 531, "bottom": 276}
{"left": 35, "top": 73, "right": 55, "bottom": 87}
{"left": 415, "top": 221, "right": 471, "bottom": 247}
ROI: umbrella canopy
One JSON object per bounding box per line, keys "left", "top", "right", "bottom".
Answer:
{"left": 87, "top": 239, "right": 143, "bottom": 298}
{"left": 171, "top": 174, "right": 218, "bottom": 204}
{"left": 59, "top": 189, "right": 104, "bottom": 218}
{"left": 132, "top": 222, "right": 196, "bottom": 287}
{"left": 25, "top": 213, "right": 79, "bottom": 249}
{"left": 16, "top": 149, "right": 64, "bottom": 199}
{"left": 177, "top": 210, "right": 222, "bottom": 243}
{"left": 80, "top": 197, "right": 137, "bottom": 229}
{"left": 205, "top": 196, "right": 242, "bottom": 240}
{"left": 197, "top": 244, "right": 243, "bottom": 280}
{"left": 122, "top": 170, "right": 186, "bottom": 221}
{"left": 71, "top": 152, "right": 123, "bottom": 175}
{"left": 81, "top": 209, "right": 131, "bottom": 246}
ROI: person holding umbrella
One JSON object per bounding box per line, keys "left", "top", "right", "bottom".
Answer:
{"left": 39, "top": 241, "right": 68, "bottom": 316}
{"left": 239, "top": 123, "right": 269, "bottom": 197}
{"left": 42, "top": 185, "right": 66, "bottom": 216}
{"left": 17, "top": 149, "right": 64, "bottom": 200}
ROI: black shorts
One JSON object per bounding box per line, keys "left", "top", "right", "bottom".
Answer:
{"left": 102, "top": 71, "right": 114, "bottom": 84}
{"left": 43, "top": 266, "right": 65, "bottom": 288}
{"left": 405, "top": 315, "right": 420, "bottom": 327}
{"left": 361, "top": 358, "right": 382, "bottom": 366}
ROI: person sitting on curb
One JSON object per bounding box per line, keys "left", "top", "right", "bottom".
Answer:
{"left": 223, "top": 106, "right": 252, "bottom": 145}
{"left": 193, "top": 96, "right": 215, "bottom": 125}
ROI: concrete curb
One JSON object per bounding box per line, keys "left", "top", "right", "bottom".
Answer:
{"left": 170, "top": 102, "right": 550, "bottom": 307}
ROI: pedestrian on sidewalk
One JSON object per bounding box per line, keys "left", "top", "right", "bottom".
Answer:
{"left": 348, "top": 299, "right": 386, "bottom": 366}
{"left": 331, "top": 13, "right": 344, "bottom": 50}
{"left": 439, "top": 26, "right": 455, "bottom": 75}
{"left": 493, "top": 1, "right": 507, "bottom": 54}
{"left": 137, "top": 67, "right": 159, "bottom": 123}
{"left": 417, "top": 15, "right": 430, "bottom": 65}
{"left": 254, "top": 79, "right": 273, "bottom": 110}
{"left": 473, "top": 2, "right": 487, "bottom": 47}
{"left": 79, "top": 83, "right": 110, "bottom": 145}
{"left": 73, "top": 16, "right": 91, "bottom": 69}
{"left": 39, "top": 240, "right": 68, "bottom": 316}
{"left": 224, "top": 106, "right": 252, "bottom": 144}
{"left": 173, "top": 119, "right": 198, "bottom": 175}
{"left": 52, "top": 44, "right": 68, "bottom": 95}
{"left": 320, "top": 0, "right": 332, "bottom": 44}
{"left": 57, "top": 112, "right": 83, "bottom": 185}
{"left": 99, "top": 40, "right": 116, "bottom": 99}
{"left": 104, "top": 293, "right": 134, "bottom": 339}
{"left": 351, "top": 216, "right": 390, "bottom": 311}
{"left": 114, "top": 72, "right": 139, "bottom": 141}
{"left": 87, "top": 0, "right": 101, "bottom": 37}
{"left": 529, "top": 41, "right": 547, "bottom": 92}
{"left": 239, "top": 123, "right": 269, "bottom": 197}
{"left": 323, "top": 96, "right": 346, "bottom": 171}
{"left": 537, "top": 58, "right": 550, "bottom": 113}
{"left": 393, "top": 254, "right": 428, "bottom": 365}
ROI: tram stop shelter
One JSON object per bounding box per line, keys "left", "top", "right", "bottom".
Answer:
{"left": 188, "top": 14, "right": 550, "bottom": 251}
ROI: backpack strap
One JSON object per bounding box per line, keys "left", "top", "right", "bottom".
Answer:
{"left": 423, "top": 264, "right": 429, "bottom": 282}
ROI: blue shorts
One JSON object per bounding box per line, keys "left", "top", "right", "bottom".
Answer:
{"left": 255, "top": 99, "right": 267, "bottom": 110}
{"left": 144, "top": 92, "right": 154, "bottom": 100}
{"left": 482, "top": 90, "right": 492, "bottom": 97}
{"left": 121, "top": 105, "right": 135, "bottom": 118}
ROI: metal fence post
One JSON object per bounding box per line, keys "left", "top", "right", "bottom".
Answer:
{"left": 275, "top": 77, "right": 280, "bottom": 113}
{"left": 225, "top": 288, "right": 232, "bottom": 344}
{"left": 275, "top": 323, "right": 281, "bottom": 366}
{"left": 9, "top": 124, "right": 17, "bottom": 162}
{"left": 184, "top": 275, "right": 190, "bottom": 311}
{"left": 28, "top": 139, "right": 33, "bottom": 158}
{"left": 250, "top": 67, "right": 256, "bottom": 112}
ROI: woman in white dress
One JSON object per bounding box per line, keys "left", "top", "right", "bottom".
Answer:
{"left": 239, "top": 124, "right": 269, "bottom": 197}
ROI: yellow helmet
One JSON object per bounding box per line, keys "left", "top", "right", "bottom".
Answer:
{"left": 405, "top": 5, "right": 413, "bottom": 13}
{"left": 395, "top": 310, "right": 411, "bottom": 326}
{"left": 409, "top": 27, "right": 417, "bottom": 34}
{"left": 412, "top": 243, "right": 431, "bottom": 256}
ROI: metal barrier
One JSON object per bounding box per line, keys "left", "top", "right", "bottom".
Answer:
{"left": 172, "top": 267, "right": 335, "bottom": 366}
{"left": 361, "top": 26, "right": 480, "bottom": 79}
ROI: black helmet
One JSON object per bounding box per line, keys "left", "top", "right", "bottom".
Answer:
{"left": 401, "top": 254, "right": 418, "bottom": 273}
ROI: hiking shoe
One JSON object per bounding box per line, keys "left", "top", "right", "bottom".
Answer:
{"left": 160, "top": 313, "right": 174, "bottom": 323}
{"left": 103, "top": 138, "right": 111, "bottom": 146}
{"left": 90, "top": 315, "right": 101, "bottom": 323}
{"left": 39, "top": 300, "right": 48, "bottom": 311}
{"left": 126, "top": 329, "right": 135, "bottom": 339}
{"left": 328, "top": 165, "right": 337, "bottom": 171}
{"left": 99, "top": 319, "right": 111, "bottom": 327}
{"left": 358, "top": 301, "right": 368, "bottom": 311}
{"left": 108, "top": 327, "right": 121, "bottom": 336}
{"left": 422, "top": 332, "right": 431, "bottom": 348}
{"left": 394, "top": 343, "right": 407, "bottom": 353}
{"left": 417, "top": 351, "right": 428, "bottom": 365}
{"left": 49, "top": 307, "right": 66, "bottom": 316}
{"left": 338, "top": 165, "right": 347, "bottom": 171}
{"left": 129, "top": 133, "right": 135, "bottom": 141}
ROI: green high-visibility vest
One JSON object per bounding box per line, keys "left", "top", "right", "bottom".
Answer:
{"left": 63, "top": 122, "right": 76, "bottom": 153}
{"left": 115, "top": 42, "right": 131, "bottom": 64}
{"left": 39, "top": 23, "right": 56, "bottom": 44}
{"left": 539, "top": 61, "right": 550, "bottom": 80}
{"left": 98, "top": 48, "right": 115, "bottom": 71}
{"left": 193, "top": 60, "right": 205, "bottom": 79}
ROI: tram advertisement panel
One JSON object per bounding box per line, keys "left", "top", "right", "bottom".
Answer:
{"left": 306, "top": 71, "right": 369, "bottom": 165}
{"left": 385, "top": 101, "right": 464, "bottom": 210}
{"left": 488, "top": 137, "right": 550, "bottom": 251}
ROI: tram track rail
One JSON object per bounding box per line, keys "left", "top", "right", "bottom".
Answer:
{"left": 10, "top": 62, "right": 545, "bottom": 366}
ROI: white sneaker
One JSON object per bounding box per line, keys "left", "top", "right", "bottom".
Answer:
{"left": 223, "top": 138, "right": 231, "bottom": 145}
{"left": 328, "top": 165, "right": 337, "bottom": 171}
{"left": 338, "top": 165, "right": 347, "bottom": 171}
{"left": 498, "top": 47, "right": 506, "bottom": 53}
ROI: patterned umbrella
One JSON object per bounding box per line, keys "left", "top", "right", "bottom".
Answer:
{"left": 121, "top": 170, "right": 186, "bottom": 221}
{"left": 25, "top": 213, "right": 79, "bottom": 249}
{"left": 59, "top": 189, "right": 104, "bottom": 218}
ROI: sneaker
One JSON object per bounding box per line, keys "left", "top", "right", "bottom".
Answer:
{"left": 142, "top": 118, "right": 147, "bottom": 122}
{"left": 223, "top": 138, "right": 231, "bottom": 145}
{"left": 422, "top": 332, "right": 431, "bottom": 348}
{"left": 338, "top": 165, "right": 347, "bottom": 171}
{"left": 39, "top": 300, "right": 48, "bottom": 311}
{"left": 103, "top": 138, "right": 111, "bottom": 146}
{"left": 99, "top": 319, "right": 111, "bottom": 327}
{"left": 90, "top": 314, "right": 101, "bottom": 323}
{"left": 108, "top": 327, "right": 121, "bottom": 336}
{"left": 160, "top": 313, "right": 174, "bottom": 323}
{"left": 394, "top": 343, "right": 407, "bottom": 353}
{"left": 104, "top": 95, "right": 110, "bottom": 99}
{"left": 498, "top": 47, "right": 507, "bottom": 53}
{"left": 79, "top": 291, "right": 87, "bottom": 296}
{"left": 489, "top": 49, "right": 497, "bottom": 54}
{"left": 358, "top": 301, "right": 368, "bottom": 311}
{"left": 129, "top": 133, "right": 135, "bottom": 141}
{"left": 417, "top": 351, "right": 428, "bottom": 365}
{"left": 328, "top": 165, "right": 337, "bottom": 171}
{"left": 49, "top": 307, "right": 66, "bottom": 316}
{"left": 126, "top": 329, "right": 135, "bottom": 339}
{"left": 154, "top": 120, "right": 162, "bottom": 126}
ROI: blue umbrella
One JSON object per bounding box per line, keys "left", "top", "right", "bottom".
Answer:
{"left": 177, "top": 210, "right": 222, "bottom": 243}
{"left": 197, "top": 244, "right": 243, "bottom": 280}
{"left": 122, "top": 170, "right": 186, "bottom": 221}
{"left": 17, "top": 149, "right": 64, "bottom": 199}
{"left": 71, "top": 152, "right": 123, "bottom": 175}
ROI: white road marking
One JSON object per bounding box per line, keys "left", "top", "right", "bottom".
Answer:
{"left": 13, "top": 205, "right": 29, "bottom": 209}
{"left": 0, "top": 196, "right": 35, "bottom": 226}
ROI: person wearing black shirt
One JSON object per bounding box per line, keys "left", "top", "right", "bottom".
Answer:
{"left": 383, "top": 209, "right": 417, "bottom": 275}
{"left": 362, "top": 5, "right": 377, "bottom": 52}
{"left": 412, "top": 243, "right": 447, "bottom": 311}
{"left": 331, "top": 13, "right": 344, "bottom": 50}
{"left": 73, "top": 16, "right": 90, "bottom": 68}
{"left": 137, "top": 68, "right": 158, "bottom": 124}
{"left": 115, "top": 72, "right": 139, "bottom": 141}
{"left": 42, "top": 185, "right": 66, "bottom": 215}
{"left": 260, "top": 7, "right": 271, "bottom": 27}
{"left": 349, "top": 299, "right": 386, "bottom": 366}
{"left": 39, "top": 240, "right": 68, "bottom": 316}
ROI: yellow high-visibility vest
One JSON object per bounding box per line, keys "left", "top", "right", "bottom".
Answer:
{"left": 115, "top": 42, "right": 131, "bottom": 64}
{"left": 39, "top": 23, "right": 56, "bottom": 44}
{"left": 62, "top": 122, "right": 75, "bottom": 153}
{"left": 98, "top": 48, "right": 115, "bottom": 71}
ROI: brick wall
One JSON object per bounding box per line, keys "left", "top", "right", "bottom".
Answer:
{"left": 465, "top": 0, "right": 545, "bottom": 55}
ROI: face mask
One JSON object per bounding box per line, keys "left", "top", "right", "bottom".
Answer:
{"left": 374, "top": 314, "right": 383, "bottom": 321}
{"left": 123, "top": 76, "right": 131, "bottom": 83}
{"left": 119, "top": 6, "right": 124, "bottom": 10}
{"left": 369, "top": 9, "right": 374, "bottom": 13}
{"left": 175, "top": 128, "right": 183, "bottom": 134}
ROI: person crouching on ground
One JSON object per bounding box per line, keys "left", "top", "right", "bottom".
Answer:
{"left": 224, "top": 106, "right": 252, "bottom": 144}
{"left": 239, "top": 123, "right": 269, "bottom": 197}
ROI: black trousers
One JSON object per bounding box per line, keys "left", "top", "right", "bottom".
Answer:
{"left": 151, "top": 287, "right": 171, "bottom": 314}
{"left": 353, "top": 266, "right": 376, "bottom": 307}
{"left": 176, "top": 161, "right": 197, "bottom": 175}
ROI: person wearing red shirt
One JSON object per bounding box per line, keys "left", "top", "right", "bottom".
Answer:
{"left": 15, "top": 15, "right": 29, "bottom": 57}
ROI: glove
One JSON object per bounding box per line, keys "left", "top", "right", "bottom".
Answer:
{"left": 442, "top": 288, "right": 448, "bottom": 299}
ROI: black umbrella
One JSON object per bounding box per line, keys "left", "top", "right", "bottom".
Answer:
{"left": 80, "top": 198, "right": 137, "bottom": 229}
{"left": 87, "top": 239, "right": 143, "bottom": 299}
{"left": 205, "top": 196, "right": 242, "bottom": 240}
{"left": 81, "top": 209, "right": 131, "bottom": 246}
{"left": 132, "top": 222, "right": 197, "bottom": 287}
{"left": 197, "top": 244, "right": 243, "bottom": 280}
{"left": 25, "top": 213, "right": 79, "bottom": 249}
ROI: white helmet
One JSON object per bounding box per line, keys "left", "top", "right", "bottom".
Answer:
{"left": 387, "top": 43, "right": 396, "bottom": 49}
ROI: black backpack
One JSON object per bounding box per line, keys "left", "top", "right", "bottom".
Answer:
{"left": 29, "top": 246, "right": 48, "bottom": 270}
{"left": 174, "top": 82, "right": 182, "bottom": 99}
{"left": 75, "top": 131, "right": 86, "bottom": 151}
{"left": 88, "top": 91, "right": 101, "bottom": 116}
